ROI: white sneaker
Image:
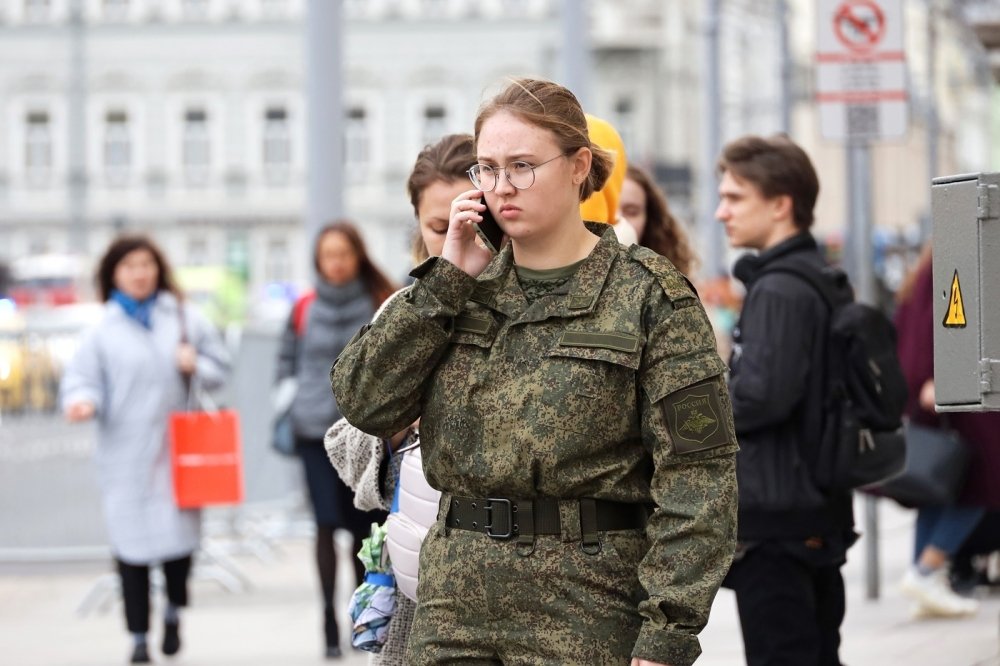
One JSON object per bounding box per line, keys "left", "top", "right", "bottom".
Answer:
{"left": 900, "top": 567, "right": 979, "bottom": 618}
{"left": 908, "top": 602, "right": 936, "bottom": 620}
{"left": 988, "top": 552, "right": 1000, "bottom": 584}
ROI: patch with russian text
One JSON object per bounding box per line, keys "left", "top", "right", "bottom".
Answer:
{"left": 663, "top": 380, "right": 730, "bottom": 454}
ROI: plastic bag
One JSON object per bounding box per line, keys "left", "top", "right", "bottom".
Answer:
{"left": 348, "top": 522, "right": 397, "bottom": 652}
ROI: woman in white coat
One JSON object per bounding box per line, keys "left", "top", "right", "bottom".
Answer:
{"left": 61, "top": 235, "right": 229, "bottom": 664}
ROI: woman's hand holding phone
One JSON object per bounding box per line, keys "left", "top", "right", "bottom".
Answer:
{"left": 443, "top": 189, "right": 498, "bottom": 278}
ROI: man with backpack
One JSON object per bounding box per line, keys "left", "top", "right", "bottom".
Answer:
{"left": 717, "top": 135, "right": 861, "bottom": 666}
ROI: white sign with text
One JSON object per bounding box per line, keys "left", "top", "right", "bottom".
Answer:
{"left": 816, "top": 0, "right": 908, "bottom": 141}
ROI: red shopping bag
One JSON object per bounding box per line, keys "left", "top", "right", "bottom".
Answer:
{"left": 169, "top": 409, "right": 244, "bottom": 508}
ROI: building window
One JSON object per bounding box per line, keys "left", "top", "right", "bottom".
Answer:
{"left": 29, "top": 234, "right": 50, "bottom": 255}
{"left": 182, "top": 108, "right": 210, "bottom": 186}
{"left": 25, "top": 111, "right": 52, "bottom": 187}
{"left": 104, "top": 110, "right": 131, "bottom": 186}
{"left": 186, "top": 234, "right": 209, "bottom": 266}
{"left": 613, "top": 97, "right": 635, "bottom": 155}
{"left": 344, "top": 0, "right": 366, "bottom": 19}
{"left": 265, "top": 238, "right": 290, "bottom": 283}
{"left": 345, "top": 106, "right": 369, "bottom": 183}
{"left": 260, "top": 0, "right": 286, "bottom": 18}
{"left": 421, "top": 104, "right": 447, "bottom": 148}
{"left": 502, "top": 0, "right": 529, "bottom": 15}
{"left": 422, "top": 0, "right": 447, "bottom": 16}
{"left": 263, "top": 106, "right": 291, "bottom": 185}
{"left": 24, "top": 0, "right": 51, "bottom": 23}
{"left": 182, "top": 0, "right": 209, "bottom": 20}
{"left": 225, "top": 232, "right": 249, "bottom": 281}
{"left": 102, "top": 0, "right": 129, "bottom": 20}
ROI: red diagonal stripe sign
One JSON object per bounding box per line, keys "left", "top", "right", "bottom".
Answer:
{"left": 834, "top": 0, "right": 885, "bottom": 53}
{"left": 816, "top": 0, "right": 907, "bottom": 140}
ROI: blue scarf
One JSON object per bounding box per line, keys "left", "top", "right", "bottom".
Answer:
{"left": 111, "top": 289, "right": 158, "bottom": 329}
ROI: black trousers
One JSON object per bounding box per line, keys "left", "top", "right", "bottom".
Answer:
{"left": 116, "top": 554, "right": 193, "bottom": 634}
{"left": 724, "top": 541, "right": 846, "bottom": 666}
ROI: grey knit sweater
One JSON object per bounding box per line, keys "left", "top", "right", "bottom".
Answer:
{"left": 276, "top": 278, "right": 373, "bottom": 440}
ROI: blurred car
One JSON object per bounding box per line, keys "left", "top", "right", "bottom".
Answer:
{"left": 8, "top": 254, "right": 89, "bottom": 308}
{"left": 0, "top": 303, "right": 103, "bottom": 415}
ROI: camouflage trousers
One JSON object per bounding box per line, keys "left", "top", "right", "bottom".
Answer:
{"left": 405, "top": 512, "right": 649, "bottom": 665}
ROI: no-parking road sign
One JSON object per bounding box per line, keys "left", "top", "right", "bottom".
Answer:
{"left": 834, "top": 0, "right": 886, "bottom": 53}
{"left": 816, "top": 0, "right": 907, "bottom": 141}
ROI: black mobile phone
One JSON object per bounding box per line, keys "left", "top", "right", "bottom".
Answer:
{"left": 473, "top": 196, "right": 504, "bottom": 254}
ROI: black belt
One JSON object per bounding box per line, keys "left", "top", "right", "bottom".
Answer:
{"left": 444, "top": 495, "right": 649, "bottom": 541}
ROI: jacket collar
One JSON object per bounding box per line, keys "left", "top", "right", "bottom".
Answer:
{"left": 733, "top": 231, "right": 818, "bottom": 287}
{"left": 471, "top": 222, "right": 618, "bottom": 322}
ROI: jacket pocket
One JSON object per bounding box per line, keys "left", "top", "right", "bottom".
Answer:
{"left": 451, "top": 310, "right": 498, "bottom": 348}
{"left": 539, "top": 332, "right": 641, "bottom": 437}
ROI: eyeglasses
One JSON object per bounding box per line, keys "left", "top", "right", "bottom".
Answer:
{"left": 467, "top": 154, "right": 566, "bottom": 192}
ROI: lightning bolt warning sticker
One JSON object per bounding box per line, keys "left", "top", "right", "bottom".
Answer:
{"left": 943, "top": 270, "right": 967, "bottom": 329}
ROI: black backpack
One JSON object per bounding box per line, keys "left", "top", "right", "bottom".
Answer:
{"left": 761, "top": 257, "right": 908, "bottom": 491}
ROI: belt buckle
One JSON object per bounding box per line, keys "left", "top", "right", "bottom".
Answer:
{"left": 484, "top": 498, "right": 512, "bottom": 539}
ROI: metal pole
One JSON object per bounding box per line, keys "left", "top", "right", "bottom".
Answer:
{"left": 560, "top": 0, "right": 590, "bottom": 108}
{"left": 924, "top": 0, "right": 939, "bottom": 242}
{"left": 305, "top": 0, "right": 344, "bottom": 259}
{"left": 700, "top": 0, "right": 724, "bottom": 277}
{"left": 847, "top": 137, "right": 880, "bottom": 599}
{"left": 846, "top": 142, "right": 875, "bottom": 304}
{"left": 777, "top": 0, "right": 792, "bottom": 134}
{"left": 864, "top": 494, "right": 880, "bottom": 600}
{"left": 67, "top": 0, "right": 88, "bottom": 254}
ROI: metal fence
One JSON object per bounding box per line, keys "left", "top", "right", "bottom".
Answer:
{"left": 0, "top": 318, "right": 311, "bottom": 560}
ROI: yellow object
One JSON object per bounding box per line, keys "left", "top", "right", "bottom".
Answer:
{"left": 943, "top": 270, "right": 967, "bottom": 328}
{"left": 175, "top": 266, "right": 248, "bottom": 327}
{"left": 0, "top": 312, "right": 25, "bottom": 411}
{"left": 580, "top": 114, "right": 627, "bottom": 225}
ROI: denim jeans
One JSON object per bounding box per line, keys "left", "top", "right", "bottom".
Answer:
{"left": 914, "top": 506, "right": 986, "bottom": 561}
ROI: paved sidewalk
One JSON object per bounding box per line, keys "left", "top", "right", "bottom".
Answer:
{"left": 0, "top": 531, "right": 370, "bottom": 666}
{"left": 699, "top": 499, "right": 1000, "bottom": 666}
{"left": 0, "top": 499, "right": 997, "bottom": 665}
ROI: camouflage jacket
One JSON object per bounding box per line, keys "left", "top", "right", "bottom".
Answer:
{"left": 332, "top": 224, "right": 738, "bottom": 666}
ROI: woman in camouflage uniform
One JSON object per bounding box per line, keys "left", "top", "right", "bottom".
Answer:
{"left": 332, "top": 78, "right": 738, "bottom": 666}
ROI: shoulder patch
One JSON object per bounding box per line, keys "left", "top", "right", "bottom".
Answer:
{"left": 662, "top": 379, "right": 731, "bottom": 454}
{"left": 629, "top": 245, "right": 699, "bottom": 307}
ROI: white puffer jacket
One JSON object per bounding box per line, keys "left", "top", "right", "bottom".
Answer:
{"left": 384, "top": 444, "right": 440, "bottom": 601}
{"left": 325, "top": 420, "right": 440, "bottom": 603}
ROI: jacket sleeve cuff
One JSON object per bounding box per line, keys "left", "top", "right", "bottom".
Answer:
{"left": 61, "top": 388, "right": 103, "bottom": 415}
{"left": 408, "top": 257, "right": 478, "bottom": 315}
{"left": 632, "top": 623, "right": 702, "bottom": 666}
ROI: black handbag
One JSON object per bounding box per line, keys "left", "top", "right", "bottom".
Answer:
{"left": 870, "top": 421, "right": 971, "bottom": 506}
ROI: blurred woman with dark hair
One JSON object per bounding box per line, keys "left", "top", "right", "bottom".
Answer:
{"left": 61, "top": 234, "right": 229, "bottom": 664}
{"left": 324, "top": 133, "right": 475, "bottom": 664}
{"left": 895, "top": 244, "right": 1000, "bottom": 618}
{"left": 619, "top": 164, "right": 697, "bottom": 276}
{"left": 275, "top": 219, "right": 395, "bottom": 658}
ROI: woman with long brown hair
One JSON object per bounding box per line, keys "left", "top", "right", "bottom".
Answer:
{"left": 275, "top": 219, "right": 395, "bottom": 658}
{"left": 619, "top": 164, "right": 698, "bottom": 275}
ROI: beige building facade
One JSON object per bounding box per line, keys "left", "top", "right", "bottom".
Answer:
{"left": 0, "top": 0, "right": 993, "bottom": 306}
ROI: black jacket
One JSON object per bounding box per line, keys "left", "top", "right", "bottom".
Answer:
{"left": 729, "top": 232, "right": 854, "bottom": 540}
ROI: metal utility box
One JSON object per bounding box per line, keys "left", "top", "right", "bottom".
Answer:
{"left": 932, "top": 172, "right": 1000, "bottom": 412}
